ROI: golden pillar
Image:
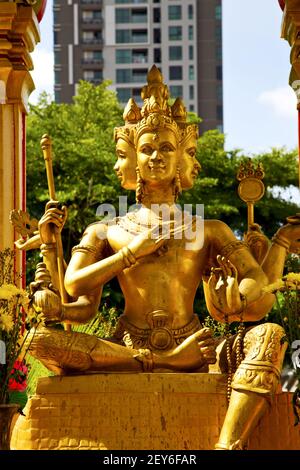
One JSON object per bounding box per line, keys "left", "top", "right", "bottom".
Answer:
{"left": 0, "top": 1, "right": 40, "bottom": 276}
{"left": 281, "top": 0, "right": 300, "bottom": 187}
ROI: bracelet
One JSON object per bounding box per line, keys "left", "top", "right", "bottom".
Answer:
{"left": 40, "top": 242, "right": 56, "bottom": 253}
{"left": 120, "top": 246, "right": 136, "bottom": 268}
{"left": 271, "top": 234, "right": 290, "bottom": 252}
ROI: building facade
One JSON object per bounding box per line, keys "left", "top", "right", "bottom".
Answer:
{"left": 53, "top": 0, "right": 223, "bottom": 133}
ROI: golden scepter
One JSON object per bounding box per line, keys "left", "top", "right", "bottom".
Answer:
{"left": 237, "top": 159, "right": 265, "bottom": 230}
{"left": 40, "top": 134, "right": 71, "bottom": 332}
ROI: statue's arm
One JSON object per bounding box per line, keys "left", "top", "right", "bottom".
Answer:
{"left": 64, "top": 223, "right": 129, "bottom": 298}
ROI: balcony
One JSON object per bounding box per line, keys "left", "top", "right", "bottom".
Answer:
{"left": 82, "top": 18, "right": 103, "bottom": 25}
{"left": 81, "top": 0, "right": 102, "bottom": 5}
{"left": 82, "top": 38, "right": 103, "bottom": 45}
{"left": 132, "top": 55, "right": 148, "bottom": 64}
{"left": 82, "top": 58, "right": 103, "bottom": 65}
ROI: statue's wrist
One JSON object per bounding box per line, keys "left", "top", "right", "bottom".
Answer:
{"left": 40, "top": 242, "right": 56, "bottom": 254}
{"left": 271, "top": 231, "right": 290, "bottom": 252}
{"left": 119, "top": 246, "right": 137, "bottom": 268}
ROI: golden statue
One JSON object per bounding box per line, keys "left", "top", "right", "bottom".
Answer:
{"left": 17, "top": 66, "right": 300, "bottom": 450}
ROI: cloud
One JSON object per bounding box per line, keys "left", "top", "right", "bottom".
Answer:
{"left": 29, "top": 48, "right": 54, "bottom": 104}
{"left": 258, "top": 86, "right": 297, "bottom": 119}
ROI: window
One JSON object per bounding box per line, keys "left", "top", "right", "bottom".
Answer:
{"left": 154, "top": 48, "right": 161, "bottom": 63}
{"left": 116, "top": 29, "right": 147, "bottom": 43}
{"left": 83, "top": 50, "right": 102, "bottom": 63}
{"left": 216, "top": 65, "right": 222, "bottom": 80}
{"left": 169, "top": 46, "right": 182, "bottom": 60}
{"left": 215, "top": 5, "right": 222, "bottom": 20}
{"left": 82, "top": 31, "right": 102, "bottom": 44}
{"left": 217, "top": 105, "right": 223, "bottom": 121}
{"left": 116, "top": 69, "right": 131, "bottom": 83}
{"left": 116, "top": 69, "right": 147, "bottom": 83}
{"left": 188, "top": 25, "right": 193, "bottom": 40}
{"left": 54, "top": 71, "right": 60, "bottom": 83}
{"left": 132, "top": 49, "right": 148, "bottom": 63}
{"left": 169, "top": 85, "right": 183, "bottom": 97}
{"left": 216, "top": 45, "right": 222, "bottom": 61}
{"left": 83, "top": 70, "right": 102, "bottom": 81}
{"left": 116, "top": 8, "right": 147, "bottom": 23}
{"left": 116, "top": 8, "right": 130, "bottom": 23}
{"left": 154, "top": 28, "right": 161, "bottom": 43}
{"left": 189, "top": 65, "right": 194, "bottom": 80}
{"left": 169, "top": 26, "right": 182, "bottom": 41}
{"left": 189, "top": 45, "right": 194, "bottom": 60}
{"left": 189, "top": 104, "right": 194, "bottom": 112}
{"left": 131, "top": 8, "right": 147, "bottom": 23}
{"left": 132, "top": 68, "right": 148, "bottom": 82}
{"left": 189, "top": 85, "right": 194, "bottom": 100}
{"left": 54, "top": 51, "right": 60, "bottom": 65}
{"left": 117, "top": 88, "right": 132, "bottom": 102}
{"left": 188, "top": 4, "right": 193, "bottom": 20}
{"left": 132, "top": 29, "right": 148, "bottom": 42}
{"left": 116, "top": 49, "right": 131, "bottom": 64}
{"left": 169, "top": 66, "right": 182, "bottom": 80}
{"left": 217, "top": 84, "right": 223, "bottom": 101}
{"left": 216, "top": 25, "right": 222, "bottom": 41}
{"left": 82, "top": 10, "right": 101, "bottom": 23}
{"left": 153, "top": 8, "right": 161, "bottom": 23}
{"left": 168, "top": 5, "right": 181, "bottom": 20}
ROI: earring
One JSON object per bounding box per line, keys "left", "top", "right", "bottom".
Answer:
{"left": 174, "top": 166, "right": 182, "bottom": 201}
{"left": 136, "top": 166, "right": 145, "bottom": 204}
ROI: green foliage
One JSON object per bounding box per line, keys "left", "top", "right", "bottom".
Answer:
{"left": 181, "top": 130, "right": 299, "bottom": 239}
{"left": 26, "top": 81, "right": 124, "bottom": 262}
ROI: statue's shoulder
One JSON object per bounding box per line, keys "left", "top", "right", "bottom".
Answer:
{"left": 204, "top": 219, "right": 232, "bottom": 236}
{"left": 81, "top": 221, "right": 109, "bottom": 244}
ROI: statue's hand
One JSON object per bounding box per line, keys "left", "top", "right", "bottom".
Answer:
{"left": 39, "top": 201, "right": 68, "bottom": 245}
{"left": 208, "top": 255, "right": 243, "bottom": 323}
{"left": 276, "top": 218, "right": 300, "bottom": 254}
{"left": 127, "top": 222, "right": 172, "bottom": 259}
{"left": 197, "top": 328, "right": 217, "bottom": 365}
{"left": 15, "top": 232, "right": 41, "bottom": 251}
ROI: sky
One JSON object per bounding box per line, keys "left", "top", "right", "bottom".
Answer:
{"left": 30, "top": 0, "right": 299, "bottom": 156}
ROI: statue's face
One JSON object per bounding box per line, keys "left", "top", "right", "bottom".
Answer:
{"left": 137, "top": 130, "right": 178, "bottom": 185}
{"left": 114, "top": 138, "right": 137, "bottom": 190}
{"left": 180, "top": 134, "right": 201, "bottom": 190}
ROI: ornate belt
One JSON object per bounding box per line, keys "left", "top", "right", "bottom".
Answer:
{"left": 113, "top": 311, "right": 201, "bottom": 352}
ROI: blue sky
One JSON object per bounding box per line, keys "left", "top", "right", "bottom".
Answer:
{"left": 31, "top": 0, "right": 298, "bottom": 155}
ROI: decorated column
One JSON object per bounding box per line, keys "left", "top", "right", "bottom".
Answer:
{"left": 280, "top": 0, "right": 300, "bottom": 187}
{"left": 0, "top": 1, "right": 46, "bottom": 275}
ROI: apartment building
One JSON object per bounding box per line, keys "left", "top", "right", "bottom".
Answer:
{"left": 53, "top": 0, "right": 223, "bottom": 133}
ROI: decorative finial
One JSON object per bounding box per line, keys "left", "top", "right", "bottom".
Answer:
{"left": 123, "top": 98, "right": 142, "bottom": 124}
{"left": 237, "top": 159, "right": 265, "bottom": 182}
{"left": 171, "top": 98, "right": 187, "bottom": 125}
{"left": 140, "top": 65, "right": 170, "bottom": 117}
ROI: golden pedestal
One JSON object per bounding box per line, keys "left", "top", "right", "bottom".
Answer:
{"left": 11, "top": 373, "right": 300, "bottom": 450}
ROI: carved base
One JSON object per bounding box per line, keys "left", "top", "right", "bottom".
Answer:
{"left": 11, "top": 373, "right": 300, "bottom": 450}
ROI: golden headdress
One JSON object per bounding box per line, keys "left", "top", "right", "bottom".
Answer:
{"left": 114, "top": 98, "right": 141, "bottom": 147}
{"left": 134, "top": 65, "right": 180, "bottom": 144}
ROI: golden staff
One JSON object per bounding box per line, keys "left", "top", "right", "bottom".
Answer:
{"left": 236, "top": 160, "right": 265, "bottom": 229}
{"left": 40, "top": 134, "right": 71, "bottom": 332}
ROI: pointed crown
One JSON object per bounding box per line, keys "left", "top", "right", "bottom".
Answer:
{"left": 134, "top": 66, "right": 180, "bottom": 144}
